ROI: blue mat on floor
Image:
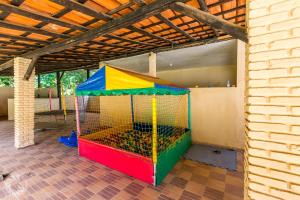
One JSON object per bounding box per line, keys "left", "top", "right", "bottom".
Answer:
{"left": 184, "top": 144, "right": 237, "bottom": 171}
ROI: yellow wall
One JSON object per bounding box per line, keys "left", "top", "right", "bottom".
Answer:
{"left": 190, "top": 88, "right": 244, "bottom": 149}
{"left": 157, "top": 65, "right": 237, "bottom": 87}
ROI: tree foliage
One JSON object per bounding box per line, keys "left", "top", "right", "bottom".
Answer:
{"left": 36, "top": 73, "right": 56, "bottom": 88}
{"left": 1, "top": 69, "right": 90, "bottom": 95}
{"left": 0, "top": 76, "right": 13, "bottom": 87}
{"left": 37, "top": 69, "right": 87, "bottom": 95}
{"left": 61, "top": 70, "right": 87, "bottom": 95}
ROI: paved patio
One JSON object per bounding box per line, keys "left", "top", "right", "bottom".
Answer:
{"left": 0, "top": 119, "right": 243, "bottom": 200}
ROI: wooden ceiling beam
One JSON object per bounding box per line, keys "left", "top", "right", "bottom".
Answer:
{"left": 197, "top": 0, "right": 208, "bottom": 11}
{"left": 53, "top": 8, "right": 71, "bottom": 18}
{"left": 14, "top": 38, "right": 227, "bottom": 75}
{"left": 208, "top": 0, "right": 235, "bottom": 8}
{"left": 133, "top": 0, "right": 146, "bottom": 6}
{"left": 197, "top": 0, "right": 219, "bottom": 37}
{"left": 36, "top": 63, "right": 98, "bottom": 74}
{"left": 78, "top": 0, "right": 88, "bottom": 3}
{"left": 172, "top": 4, "right": 245, "bottom": 21}
{"left": 102, "top": 36, "right": 219, "bottom": 61}
{"left": 50, "top": 0, "right": 113, "bottom": 21}
{"left": 14, "top": 6, "right": 74, "bottom": 42}
{"left": 0, "top": 46, "right": 34, "bottom": 51}
{"left": 0, "top": 0, "right": 183, "bottom": 71}
{"left": 0, "top": 40, "right": 44, "bottom": 48}
{"left": 58, "top": 48, "right": 126, "bottom": 57}
{"left": 155, "top": 14, "right": 196, "bottom": 41}
{"left": 128, "top": 25, "right": 176, "bottom": 44}
{"left": 147, "top": 13, "right": 245, "bottom": 38}
{"left": 0, "top": 20, "right": 69, "bottom": 39}
{"left": 171, "top": 2, "right": 247, "bottom": 42}
{"left": 99, "top": 35, "right": 155, "bottom": 49}
{"left": 0, "top": 50, "right": 25, "bottom": 55}
{"left": 56, "top": 51, "right": 120, "bottom": 58}
{"left": 88, "top": 40, "right": 139, "bottom": 50}
{"left": 104, "top": 34, "right": 157, "bottom": 47}
{"left": 41, "top": 58, "right": 98, "bottom": 63}
{"left": 59, "top": 50, "right": 115, "bottom": 57}
{"left": 23, "top": 56, "right": 39, "bottom": 80}
{"left": 140, "top": 4, "right": 245, "bottom": 30}
{"left": 0, "top": 10, "right": 9, "bottom": 20}
{"left": 51, "top": 0, "right": 177, "bottom": 47}
{"left": 0, "top": 2, "right": 88, "bottom": 31}
{"left": 159, "top": 28, "right": 215, "bottom": 40}
{"left": 0, "top": 16, "right": 243, "bottom": 64}
{"left": 69, "top": 44, "right": 126, "bottom": 54}
{"left": 65, "top": 46, "right": 123, "bottom": 53}
{"left": 42, "top": 54, "right": 99, "bottom": 61}
{"left": 0, "top": 33, "right": 50, "bottom": 44}
{"left": 107, "top": 1, "right": 135, "bottom": 15}
{"left": 0, "top": 0, "right": 246, "bottom": 74}
{"left": 10, "top": 0, "right": 25, "bottom": 6}
{"left": 53, "top": 0, "right": 175, "bottom": 47}
{"left": 37, "top": 60, "right": 95, "bottom": 65}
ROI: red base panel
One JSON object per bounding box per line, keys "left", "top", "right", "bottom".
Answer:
{"left": 78, "top": 138, "right": 154, "bottom": 184}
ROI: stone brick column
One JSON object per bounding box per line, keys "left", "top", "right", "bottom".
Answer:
{"left": 246, "top": 0, "right": 300, "bottom": 199}
{"left": 14, "top": 57, "right": 35, "bottom": 148}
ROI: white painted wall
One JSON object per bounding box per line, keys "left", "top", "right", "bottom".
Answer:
{"left": 8, "top": 96, "right": 75, "bottom": 120}
{"left": 0, "top": 87, "right": 58, "bottom": 117}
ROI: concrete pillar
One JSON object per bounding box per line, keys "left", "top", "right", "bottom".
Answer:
{"left": 14, "top": 57, "right": 35, "bottom": 148}
{"left": 245, "top": 0, "right": 300, "bottom": 199}
{"left": 149, "top": 52, "right": 156, "bottom": 77}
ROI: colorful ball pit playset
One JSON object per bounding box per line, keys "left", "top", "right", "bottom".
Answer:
{"left": 75, "top": 65, "right": 191, "bottom": 185}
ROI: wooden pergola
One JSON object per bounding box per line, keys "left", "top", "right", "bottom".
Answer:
{"left": 0, "top": 0, "right": 247, "bottom": 77}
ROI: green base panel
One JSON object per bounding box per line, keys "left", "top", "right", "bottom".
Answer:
{"left": 155, "top": 130, "right": 192, "bottom": 185}
{"left": 76, "top": 88, "right": 190, "bottom": 96}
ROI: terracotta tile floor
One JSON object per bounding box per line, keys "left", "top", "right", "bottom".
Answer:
{"left": 0, "top": 119, "right": 244, "bottom": 200}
